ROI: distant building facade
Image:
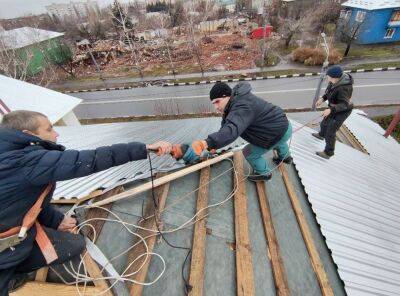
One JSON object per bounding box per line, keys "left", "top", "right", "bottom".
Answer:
{"left": 340, "top": 0, "right": 400, "bottom": 44}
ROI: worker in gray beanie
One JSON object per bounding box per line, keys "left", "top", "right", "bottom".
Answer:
{"left": 313, "top": 65, "right": 354, "bottom": 159}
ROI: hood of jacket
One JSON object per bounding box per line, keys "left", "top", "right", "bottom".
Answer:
{"left": 334, "top": 73, "right": 353, "bottom": 88}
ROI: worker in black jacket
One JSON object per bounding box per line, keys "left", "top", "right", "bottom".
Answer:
{"left": 313, "top": 65, "right": 354, "bottom": 159}
{"left": 183, "top": 82, "right": 292, "bottom": 182}
{"left": 0, "top": 110, "right": 172, "bottom": 295}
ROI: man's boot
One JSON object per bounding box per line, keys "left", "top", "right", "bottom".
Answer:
{"left": 248, "top": 172, "right": 272, "bottom": 182}
{"left": 316, "top": 151, "right": 331, "bottom": 159}
{"left": 312, "top": 133, "right": 324, "bottom": 140}
{"left": 272, "top": 155, "right": 293, "bottom": 165}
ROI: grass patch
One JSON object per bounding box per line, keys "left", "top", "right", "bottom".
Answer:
{"left": 373, "top": 114, "right": 400, "bottom": 142}
{"left": 348, "top": 61, "right": 400, "bottom": 69}
{"left": 337, "top": 42, "right": 400, "bottom": 58}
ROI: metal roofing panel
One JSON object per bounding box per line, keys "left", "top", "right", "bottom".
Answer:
{"left": 342, "top": 0, "right": 400, "bottom": 10}
{"left": 0, "top": 27, "right": 64, "bottom": 50}
{"left": 344, "top": 110, "right": 400, "bottom": 172}
{"left": 0, "top": 75, "right": 81, "bottom": 124}
{"left": 290, "top": 120, "right": 400, "bottom": 296}
{"left": 53, "top": 117, "right": 246, "bottom": 200}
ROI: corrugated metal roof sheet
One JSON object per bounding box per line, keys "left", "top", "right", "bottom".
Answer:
{"left": 344, "top": 110, "right": 400, "bottom": 172}
{"left": 291, "top": 119, "right": 400, "bottom": 296}
{"left": 0, "top": 75, "right": 81, "bottom": 124}
{"left": 342, "top": 0, "right": 400, "bottom": 10}
{"left": 54, "top": 117, "right": 245, "bottom": 200}
{"left": 0, "top": 27, "right": 64, "bottom": 50}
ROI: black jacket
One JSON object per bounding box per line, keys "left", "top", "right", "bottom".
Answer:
{"left": 323, "top": 73, "right": 354, "bottom": 114}
{"left": 0, "top": 128, "right": 147, "bottom": 269}
{"left": 206, "top": 82, "right": 289, "bottom": 149}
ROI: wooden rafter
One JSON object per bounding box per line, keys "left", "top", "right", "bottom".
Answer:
{"left": 188, "top": 166, "right": 211, "bottom": 296}
{"left": 233, "top": 152, "right": 255, "bottom": 296}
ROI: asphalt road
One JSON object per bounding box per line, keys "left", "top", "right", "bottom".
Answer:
{"left": 72, "top": 71, "right": 400, "bottom": 119}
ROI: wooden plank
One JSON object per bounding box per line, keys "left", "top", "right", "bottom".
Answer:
{"left": 82, "top": 253, "right": 113, "bottom": 296}
{"left": 89, "top": 152, "right": 234, "bottom": 208}
{"left": 278, "top": 163, "right": 334, "bottom": 296}
{"left": 256, "top": 182, "right": 290, "bottom": 296}
{"left": 11, "top": 281, "right": 103, "bottom": 296}
{"left": 80, "top": 187, "right": 125, "bottom": 296}
{"left": 188, "top": 166, "right": 211, "bottom": 296}
{"left": 128, "top": 173, "right": 170, "bottom": 296}
{"left": 233, "top": 152, "right": 255, "bottom": 296}
{"left": 341, "top": 125, "right": 369, "bottom": 154}
{"left": 83, "top": 186, "right": 124, "bottom": 241}
{"left": 34, "top": 267, "right": 49, "bottom": 282}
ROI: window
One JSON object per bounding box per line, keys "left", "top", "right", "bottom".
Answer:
{"left": 345, "top": 10, "right": 352, "bottom": 19}
{"left": 355, "top": 11, "right": 366, "bottom": 22}
{"left": 390, "top": 11, "right": 400, "bottom": 22}
{"left": 384, "top": 28, "right": 395, "bottom": 39}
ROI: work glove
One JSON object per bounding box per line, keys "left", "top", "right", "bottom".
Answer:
{"left": 182, "top": 140, "right": 210, "bottom": 164}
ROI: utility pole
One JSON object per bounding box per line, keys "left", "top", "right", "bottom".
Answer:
{"left": 312, "top": 32, "right": 329, "bottom": 111}
{"left": 261, "top": 0, "right": 269, "bottom": 68}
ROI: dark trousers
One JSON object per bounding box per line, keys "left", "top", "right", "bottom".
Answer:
{"left": 319, "top": 110, "right": 352, "bottom": 156}
{"left": 0, "top": 227, "right": 85, "bottom": 296}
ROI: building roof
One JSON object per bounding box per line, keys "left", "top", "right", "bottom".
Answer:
{"left": 53, "top": 117, "right": 246, "bottom": 200}
{"left": 56, "top": 111, "right": 400, "bottom": 296}
{"left": 0, "top": 75, "right": 81, "bottom": 124}
{"left": 0, "top": 27, "right": 64, "bottom": 50}
{"left": 342, "top": 0, "right": 400, "bottom": 10}
{"left": 52, "top": 112, "right": 400, "bottom": 295}
{"left": 291, "top": 111, "right": 400, "bottom": 296}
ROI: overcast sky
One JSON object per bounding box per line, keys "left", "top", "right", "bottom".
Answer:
{"left": 0, "top": 0, "right": 134, "bottom": 19}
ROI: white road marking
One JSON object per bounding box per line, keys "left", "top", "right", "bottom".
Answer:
{"left": 80, "top": 82, "right": 400, "bottom": 105}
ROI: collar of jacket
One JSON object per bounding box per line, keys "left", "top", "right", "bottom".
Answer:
{"left": 223, "top": 82, "right": 253, "bottom": 116}
{"left": 331, "top": 73, "right": 353, "bottom": 90}
{"left": 0, "top": 128, "right": 65, "bottom": 154}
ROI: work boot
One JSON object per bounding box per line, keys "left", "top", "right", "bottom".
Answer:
{"left": 312, "top": 133, "right": 324, "bottom": 140}
{"left": 316, "top": 151, "right": 331, "bottom": 159}
{"left": 272, "top": 155, "right": 293, "bottom": 165}
{"left": 248, "top": 172, "right": 272, "bottom": 182}
{"left": 9, "top": 273, "right": 28, "bottom": 292}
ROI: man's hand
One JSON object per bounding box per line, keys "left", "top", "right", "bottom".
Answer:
{"left": 58, "top": 215, "right": 77, "bottom": 233}
{"left": 146, "top": 141, "right": 172, "bottom": 155}
{"left": 316, "top": 97, "right": 324, "bottom": 108}
{"left": 182, "top": 140, "right": 209, "bottom": 164}
{"left": 322, "top": 108, "right": 331, "bottom": 118}
{"left": 191, "top": 140, "right": 208, "bottom": 155}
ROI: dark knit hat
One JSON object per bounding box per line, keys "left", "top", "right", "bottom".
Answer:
{"left": 326, "top": 65, "right": 343, "bottom": 78}
{"left": 210, "top": 82, "right": 232, "bottom": 101}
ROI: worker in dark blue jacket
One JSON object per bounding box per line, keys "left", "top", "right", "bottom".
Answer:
{"left": 313, "top": 65, "right": 354, "bottom": 159}
{"left": 0, "top": 110, "right": 172, "bottom": 295}
{"left": 183, "top": 82, "right": 292, "bottom": 182}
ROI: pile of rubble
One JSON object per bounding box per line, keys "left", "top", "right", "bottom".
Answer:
{"left": 69, "top": 33, "right": 261, "bottom": 78}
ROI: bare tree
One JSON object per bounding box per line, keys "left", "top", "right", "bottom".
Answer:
{"left": 337, "top": 11, "right": 365, "bottom": 57}
{"left": 158, "top": 14, "right": 177, "bottom": 76}
{"left": 110, "top": 0, "right": 143, "bottom": 77}
{"left": 278, "top": 14, "right": 309, "bottom": 49}
{"left": 186, "top": 0, "right": 205, "bottom": 76}
{"left": 0, "top": 27, "right": 62, "bottom": 85}
{"left": 0, "top": 35, "right": 32, "bottom": 81}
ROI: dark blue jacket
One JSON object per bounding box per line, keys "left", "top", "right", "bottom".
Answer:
{"left": 206, "top": 82, "right": 289, "bottom": 149}
{"left": 0, "top": 127, "right": 147, "bottom": 269}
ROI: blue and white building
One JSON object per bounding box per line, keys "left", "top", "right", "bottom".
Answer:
{"left": 341, "top": 0, "right": 400, "bottom": 44}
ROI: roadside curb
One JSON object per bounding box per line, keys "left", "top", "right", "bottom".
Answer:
{"left": 63, "top": 66, "right": 400, "bottom": 93}
{"left": 162, "top": 67, "right": 400, "bottom": 87}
